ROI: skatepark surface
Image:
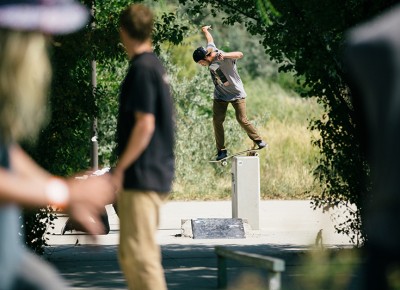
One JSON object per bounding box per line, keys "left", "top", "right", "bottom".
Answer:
{"left": 45, "top": 200, "right": 356, "bottom": 290}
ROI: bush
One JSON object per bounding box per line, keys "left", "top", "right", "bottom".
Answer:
{"left": 22, "top": 207, "right": 56, "bottom": 255}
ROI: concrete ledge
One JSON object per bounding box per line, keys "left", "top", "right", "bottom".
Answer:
{"left": 181, "top": 218, "right": 252, "bottom": 239}
{"left": 215, "top": 245, "right": 285, "bottom": 290}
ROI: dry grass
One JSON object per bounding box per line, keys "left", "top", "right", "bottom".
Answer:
{"left": 259, "top": 119, "right": 321, "bottom": 199}
{"left": 171, "top": 78, "right": 323, "bottom": 200}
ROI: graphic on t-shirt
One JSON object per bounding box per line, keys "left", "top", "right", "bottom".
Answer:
{"left": 209, "top": 63, "right": 230, "bottom": 87}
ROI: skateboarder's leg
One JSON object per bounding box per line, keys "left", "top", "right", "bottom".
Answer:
{"left": 213, "top": 99, "right": 229, "bottom": 151}
{"left": 231, "top": 99, "right": 262, "bottom": 142}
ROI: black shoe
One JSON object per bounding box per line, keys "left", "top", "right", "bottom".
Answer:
{"left": 216, "top": 149, "right": 228, "bottom": 161}
{"left": 255, "top": 140, "right": 267, "bottom": 149}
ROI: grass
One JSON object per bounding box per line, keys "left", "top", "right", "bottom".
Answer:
{"left": 248, "top": 78, "right": 322, "bottom": 199}
{"left": 170, "top": 76, "right": 323, "bottom": 200}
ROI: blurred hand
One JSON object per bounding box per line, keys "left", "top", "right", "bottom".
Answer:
{"left": 66, "top": 173, "right": 115, "bottom": 235}
{"left": 202, "top": 25, "right": 212, "bottom": 31}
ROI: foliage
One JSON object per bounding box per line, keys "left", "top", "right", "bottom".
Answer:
{"left": 296, "top": 248, "right": 359, "bottom": 290}
{"left": 95, "top": 60, "right": 123, "bottom": 166}
{"left": 149, "top": 6, "right": 321, "bottom": 200}
{"left": 153, "top": 12, "right": 190, "bottom": 54}
{"left": 21, "top": 207, "right": 56, "bottom": 255}
{"left": 167, "top": 51, "right": 321, "bottom": 199}
{"left": 161, "top": 40, "right": 259, "bottom": 199}
{"left": 22, "top": 26, "right": 98, "bottom": 252}
{"left": 247, "top": 79, "right": 322, "bottom": 199}
{"left": 177, "top": 0, "right": 399, "bottom": 244}
{"left": 22, "top": 0, "right": 190, "bottom": 254}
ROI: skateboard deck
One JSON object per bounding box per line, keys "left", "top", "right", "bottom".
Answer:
{"left": 209, "top": 148, "right": 263, "bottom": 166}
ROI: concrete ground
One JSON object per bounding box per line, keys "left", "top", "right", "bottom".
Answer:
{"left": 45, "top": 200, "right": 358, "bottom": 290}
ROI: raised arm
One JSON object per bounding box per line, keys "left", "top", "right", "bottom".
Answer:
{"left": 218, "top": 51, "right": 243, "bottom": 60}
{"left": 201, "top": 25, "right": 244, "bottom": 60}
{"left": 201, "top": 25, "right": 214, "bottom": 44}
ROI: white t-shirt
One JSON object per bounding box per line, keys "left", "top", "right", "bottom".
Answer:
{"left": 207, "top": 42, "right": 247, "bottom": 101}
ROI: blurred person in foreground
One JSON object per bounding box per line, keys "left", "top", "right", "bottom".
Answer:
{"left": 111, "top": 3, "right": 175, "bottom": 290}
{"left": 345, "top": 3, "right": 400, "bottom": 290}
{"left": 0, "top": 0, "right": 115, "bottom": 289}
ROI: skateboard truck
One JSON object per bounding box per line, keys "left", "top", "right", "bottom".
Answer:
{"left": 209, "top": 148, "right": 262, "bottom": 166}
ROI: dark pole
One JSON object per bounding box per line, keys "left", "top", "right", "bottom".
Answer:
{"left": 90, "top": 1, "right": 98, "bottom": 171}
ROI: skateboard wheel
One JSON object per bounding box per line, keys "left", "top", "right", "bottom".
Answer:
{"left": 222, "top": 161, "right": 228, "bottom": 166}
{"left": 254, "top": 153, "right": 259, "bottom": 156}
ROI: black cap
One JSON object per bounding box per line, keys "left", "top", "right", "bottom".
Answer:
{"left": 193, "top": 46, "right": 208, "bottom": 62}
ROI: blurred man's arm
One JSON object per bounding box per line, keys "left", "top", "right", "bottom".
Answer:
{"left": 112, "top": 112, "right": 155, "bottom": 191}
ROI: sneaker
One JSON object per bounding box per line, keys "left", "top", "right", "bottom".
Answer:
{"left": 216, "top": 149, "right": 228, "bottom": 161}
{"left": 255, "top": 140, "right": 267, "bottom": 149}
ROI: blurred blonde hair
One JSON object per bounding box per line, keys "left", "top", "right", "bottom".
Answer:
{"left": 0, "top": 29, "right": 50, "bottom": 144}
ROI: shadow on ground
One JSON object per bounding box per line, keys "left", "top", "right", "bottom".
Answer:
{"left": 46, "top": 243, "right": 359, "bottom": 290}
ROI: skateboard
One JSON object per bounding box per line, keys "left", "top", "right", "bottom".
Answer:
{"left": 209, "top": 148, "right": 263, "bottom": 166}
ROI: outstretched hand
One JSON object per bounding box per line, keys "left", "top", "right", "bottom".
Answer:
{"left": 202, "top": 25, "right": 212, "bottom": 31}
{"left": 67, "top": 173, "right": 116, "bottom": 236}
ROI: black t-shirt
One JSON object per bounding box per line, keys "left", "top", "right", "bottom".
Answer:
{"left": 116, "top": 52, "right": 175, "bottom": 192}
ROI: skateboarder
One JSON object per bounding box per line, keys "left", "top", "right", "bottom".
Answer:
{"left": 193, "top": 25, "right": 267, "bottom": 161}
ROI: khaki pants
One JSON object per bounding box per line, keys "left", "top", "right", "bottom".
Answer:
{"left": 213, "top": 98, "right": 262, "bottom": 150}
{"left": 118, "top": 190, "right": 168, "bottom": 290}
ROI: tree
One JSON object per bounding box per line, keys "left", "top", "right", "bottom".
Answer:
{"left": 178, "top": 0, "right": 398, "bottom": 244}
{"left": 22, "top": 0, "right": 189, "bottom": 254}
